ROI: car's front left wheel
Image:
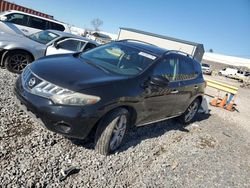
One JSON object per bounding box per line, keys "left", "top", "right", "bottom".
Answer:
{"left": 95, "top": 108, "right": 130, "bottom": 155}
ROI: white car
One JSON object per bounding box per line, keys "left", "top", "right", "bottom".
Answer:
{"left": 0, "top": 30, "right": 98, "bottom": 73}
{"left": 0, "top": 10, "right": 71, "bottom": 36}
{"left": 201, "top": 63, "right": 212, "bottom": 75}
{"left": 235, "top": 70, "right": 250, "bottom": 81}
{"left": 218, "top": 68, "right": 238, "bottom": 77}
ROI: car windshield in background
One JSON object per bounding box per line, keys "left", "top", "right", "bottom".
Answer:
{"left": 28, "top": 30, "right": 59, "bottom": 44}
{"left": 80, "top": 43, "right": 157, "bottom": 76}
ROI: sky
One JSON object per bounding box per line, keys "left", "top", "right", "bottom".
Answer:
{"left": 12, "top": 0, "right": 250, "bottom": 58}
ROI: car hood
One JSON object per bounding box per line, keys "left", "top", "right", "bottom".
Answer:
{"left": 0, "top": 31, "right": 43, "bottom": 47}
{"left": 30, "top": 54, "right": 128, "bottom": 91}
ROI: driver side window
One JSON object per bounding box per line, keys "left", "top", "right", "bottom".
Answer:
{"left": 58, "top": 40, "right": 85, "bottom": 51}
{"left": 153, "top": 55, "right": 179, "bottom": 81}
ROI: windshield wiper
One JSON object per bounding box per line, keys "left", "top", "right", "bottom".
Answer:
{"left": 83, "top": 58, "right": 110, "bottom": 74}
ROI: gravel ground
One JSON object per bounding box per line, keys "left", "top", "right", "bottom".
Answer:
{"left": 0, "top": 69, "right": 250, "bottom": 188}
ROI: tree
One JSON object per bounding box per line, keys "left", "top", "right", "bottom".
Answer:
{"left": 209, "top": 49, "right": 214, "bottom": 53}
{"left": 91, "top": 18, "right": 103, "bottom": 31}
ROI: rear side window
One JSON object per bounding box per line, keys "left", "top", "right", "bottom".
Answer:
{"left": 177, "top": 56, "right": 196, "bottom": 80}
{"left": 29, "top": 16, "right": 48, "bottom": 30}
{"left": 83, "top": 43, "right": 97, "bottom": 52}
{"left": 193, "top": 60, "right": 202, "bottom": 74}
{"left": 49, "top": 22, "right": 65, "bottom": 31}
{"left": 5, "top": 13, "right": 29, "bottom": 26}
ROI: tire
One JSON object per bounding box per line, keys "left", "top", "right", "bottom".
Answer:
{"left": 5, "top": 50, "right": 33, "bottom": 74}
{"left": 178, "top": 99, "right": 200, "bottom": 125}
{"left": 95, "top": 108, "right": 130, "bottom": 155}
{"left": 218, "top": 72, "right": 222, "bottom": 76}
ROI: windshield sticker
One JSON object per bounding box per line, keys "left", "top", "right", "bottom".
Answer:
{"left": 48, "top": 33, "right": 57, "bottom": 38}
{"left": 138, "top": 52, "right": 156, "bottom": 60}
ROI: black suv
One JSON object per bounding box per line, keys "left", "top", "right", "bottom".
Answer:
{"left": 14, "top": 40, "right": 205, "bottom": 155}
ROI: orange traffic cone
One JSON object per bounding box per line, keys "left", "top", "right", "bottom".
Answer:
{"left": 218, "top": 94, "right": 228, "bottom": 108}
{"left": 210, "top": 97, "right": 219, "bottom": 106}
{"left": 226, "top": 100, "right": 235, "bottom": 111}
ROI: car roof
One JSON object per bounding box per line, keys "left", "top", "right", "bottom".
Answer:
{"left": 117, "top": 40, "right": 167, "bottom": 56}
{"left": 46, "top": 30, "right": 99, "bottom": 45}
{"left": 3, "top": 10, "right": 67, "bottom": 25}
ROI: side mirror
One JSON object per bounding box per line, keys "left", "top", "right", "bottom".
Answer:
{"left": 0, "top": 16, "right": 7, "bottom": 21}
{"left": 53, "top": 41, "right": 59, "bottom": 49}
{"left": 149, "top": 75, "right": 169, "bottom": 87}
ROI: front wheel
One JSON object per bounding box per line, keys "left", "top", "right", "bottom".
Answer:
{"left": 5, "top": 51, "right": 33, "bottom": 74}
{"left": 178, "top": 99, "right": 200, "bottom": 125}
{"left": 95, "top": 108, "right": 130, "bottom": 155}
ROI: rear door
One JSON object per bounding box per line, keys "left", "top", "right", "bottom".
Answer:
{"left": 171, "top": 56, "right": 201, "bottom": 115}
{"left": 46, "top": 38, "right": 87, "bottom": 56}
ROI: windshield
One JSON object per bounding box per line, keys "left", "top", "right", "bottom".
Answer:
{"left": 202, "top": 63, "right": 210, "bottom": 68}
{"left": 80, "top": 43, "right": 157, "bottom": 76}
{"left": 28, "top": 30, "right": 59, "bottom": 44}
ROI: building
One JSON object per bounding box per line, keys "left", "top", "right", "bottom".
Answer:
{"left": 202, "top": 52, "right": 250, "bottom": 70}
{"left": 0, "top": 0, "right": 53, "bottom": 19}
{"left": 118, "top": 28, "right": 205, "bottom": 61}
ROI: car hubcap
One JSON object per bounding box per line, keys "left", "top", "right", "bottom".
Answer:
{"left": 185, "top": 102, "right": 198, "bottom": 122}
{"left": 109, "top": 115, "right": 127, "bottom": 151}
{"left": 9, "top": 54, "right": 29, "bottom": 72}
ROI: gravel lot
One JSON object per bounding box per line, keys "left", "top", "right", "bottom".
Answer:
{"left": 0, "top": 69, "right": 250, "bottom": 188}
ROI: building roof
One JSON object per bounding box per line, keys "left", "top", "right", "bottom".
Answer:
{"left": 120, "top": 27, "right": 202, "bottom": 47}
{"left": 203, "top": 52, "right": 250, "bottom": 69}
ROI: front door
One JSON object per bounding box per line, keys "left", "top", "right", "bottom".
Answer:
{"left": 46, "top": 38, "right": 87, "bottom": 56}
{"left": 137, "top": 55, "right": 180, "bottom": 125}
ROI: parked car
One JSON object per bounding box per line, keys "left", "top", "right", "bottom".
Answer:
{"left": 0, "top": 10, "right": 71, "bottom": 35}
{"left": 201, "top": 63, "right": 212, "bottom": 75}
{"left": 218, "top": 67, "right": 238, "bottom": 77}
{"left": 14, "top": 40, "right": 205, "bottom": 155}
{"left": 233, "top": 70, "right": 250, "bottom": 82}
{"left": 0, "top": 30, "right": 98, "bottom": 73}
{"left": 86, "top": 32, "right": 112, "bottom": 44}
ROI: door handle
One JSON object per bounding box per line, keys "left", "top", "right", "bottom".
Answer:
{"left": 170, "top": 90, "right": 179, "bottom": 94}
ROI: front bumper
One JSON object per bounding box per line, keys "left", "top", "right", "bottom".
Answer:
{"left": 202, "top": 70, "right": 212, "bottom": 75}
{"left": 14, "top": 77, "right": 101, "bottom": 139}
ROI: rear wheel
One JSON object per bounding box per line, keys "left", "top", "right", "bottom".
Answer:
{"left": 178, "top": 99, "right": 200, "bottom": 125}
{"left": 5, "top": 51, "right": 33, "bottom": 74}
{"left": 95, "top": 108, "right": 130, "bottom": 155}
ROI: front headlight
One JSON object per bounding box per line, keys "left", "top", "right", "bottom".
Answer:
{"left": 51, "top": 92, "right": 100, "bottom": 106}
{"left": 29, "top": 79, "right": 100, "bottom": 106}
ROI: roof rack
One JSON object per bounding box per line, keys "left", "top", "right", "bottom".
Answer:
{"left": 164, "top": 50, "right": 194, "bottom": 59}
{"left": 117, "top": 39, "right": 157, "bottom": 47}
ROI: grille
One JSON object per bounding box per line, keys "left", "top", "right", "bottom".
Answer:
{"left": 21, "top": 66, "right": 71, "bottom": 98}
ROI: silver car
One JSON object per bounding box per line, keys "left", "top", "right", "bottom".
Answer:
{"left": 0, "top": 30, "right": 98, "bottom": 73}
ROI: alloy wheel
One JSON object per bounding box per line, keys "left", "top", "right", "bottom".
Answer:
{"left": 185, "top": 101, "right": 199, "bottom": 123}
{"left": 8, "top": 54, "right": 29, "bottom": 72}
{"left": 109, "top": 115, "right": 127, "bottom": 151}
